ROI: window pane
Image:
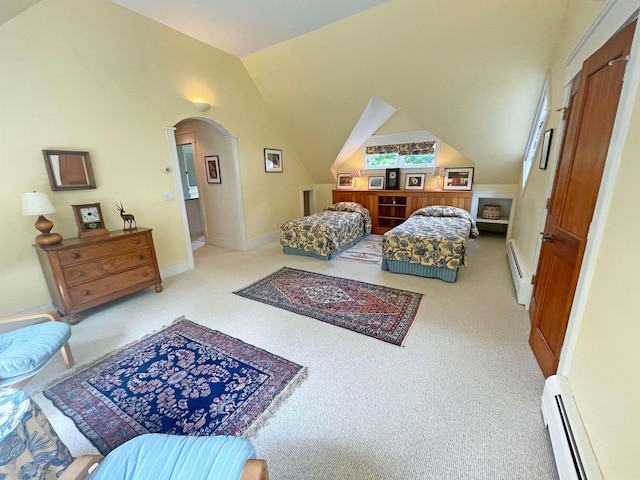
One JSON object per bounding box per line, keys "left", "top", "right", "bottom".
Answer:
{"left": 366, "top": 153, "right": 398, "bottom": 168}
{"left": 400, "top": 154, "right": 436, "bottom": 167}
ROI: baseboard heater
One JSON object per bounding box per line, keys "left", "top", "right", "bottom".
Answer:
{"left": 506, "top": 239, "right": 532, "bottom": 306}
{"left": 542, "top": 375, "right": 602, "bottom": 480}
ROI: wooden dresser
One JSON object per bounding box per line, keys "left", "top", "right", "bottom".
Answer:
{"left": 34, "top": 228, "right": 162, "bottom": 324}
{"left": 333, "top": 189, "right": 473, "bottom": 234}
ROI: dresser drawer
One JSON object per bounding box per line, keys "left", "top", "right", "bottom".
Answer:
{"left": 62, "top": 247, "right": 153, "bottom": 286}
{"left": 58, "top": 234, "right": 150, "bottom": 267}
{"left": 68, "top": 263, "right": 158, "bottom": 306}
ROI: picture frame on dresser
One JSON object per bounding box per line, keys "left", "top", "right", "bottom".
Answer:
{"left": 405, "top": 173, "right": 425, "bottom": 190}
{"left": 336, "top": 173, "right": 354, "bottom": 189}
{"left": 443, "top": 167, "right": 474, "bottom": 191}
{"left": 368, "top": 176, "right": 385, "bottom": 190}
{"left": 385, "top": 168, "right": 400, "bottom": 190}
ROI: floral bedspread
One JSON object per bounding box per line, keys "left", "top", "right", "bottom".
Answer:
{"left": 280, "top": 202, "right": 372, "bottom": 257}
{"left": 382, "top": 206, "right": 478, "bottom": 270}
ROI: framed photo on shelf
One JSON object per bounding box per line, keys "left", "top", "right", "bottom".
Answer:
{"left": 385, "top": 168, "right": 400, "bottom": 190}
{"left": 336, "top": 173, "right": 354, "bottom": 189}
{"left": 443, "top": 167, "right": 474, "bottom": 190}
{"left": 264, "top": 148, "right": 283, "bottom": 173}
{"left": 539, "top": 129, "right": 553, "bottom": 170}
{"left": 368, "top": 176, "right": 385, "bottom": 190}
{"left": 405, "top": 173, "right": 425, "bottom": 190}
{"left": 205, "top": 155, "right": 221, "bottom": 184}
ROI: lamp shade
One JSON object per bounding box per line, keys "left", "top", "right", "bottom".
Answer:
{"left": 22, "top": 192, "right": 56, "bottom": 216}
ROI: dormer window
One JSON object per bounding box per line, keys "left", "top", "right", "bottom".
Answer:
{"left": 365, "top": 141, "right": 437, "bottom": 169}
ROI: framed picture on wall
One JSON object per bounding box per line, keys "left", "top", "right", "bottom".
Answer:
{"left": 539, "top": 129, "right": 553, "bottom": 170}
{"left": 443, "top": 167, "right": 474, "bottom": 190}
{"left": 205, "top": 155, "right": 221, "bottom": 184}
{"left": 264, "top": 148, "right": 283, "bottom": 173}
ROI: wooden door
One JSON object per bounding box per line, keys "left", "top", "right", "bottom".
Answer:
{"left": 529, "top": 20, "right": 636, "bottom": 377}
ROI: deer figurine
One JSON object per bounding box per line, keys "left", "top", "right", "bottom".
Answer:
{"left": 116, "top": 202, "right": 137, "bottom": 230}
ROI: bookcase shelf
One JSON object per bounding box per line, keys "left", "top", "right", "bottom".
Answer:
{"left": 332, "top": 189, "right": 473, "bottom": 234}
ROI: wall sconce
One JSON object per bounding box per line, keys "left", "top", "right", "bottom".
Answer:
{"left": 192, "top": 100, "right": 211, "bottom": 112}
{"left": 22, "top": 191, "right": 63, "bottom": 245}
{"left": 432, "top": 166, "right": 446, "bottom": 190}
{"left": 351, "top": 169, "right": 361, "bottom": 189}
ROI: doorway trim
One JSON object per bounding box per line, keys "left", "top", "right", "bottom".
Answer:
{"left": 164, "top": 119, "right": 247, "bottom": 274}
{"left": 556, "top": 5, "right": 640, "bottom": 375}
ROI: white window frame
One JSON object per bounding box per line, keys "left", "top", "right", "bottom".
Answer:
{"left": 522, "top": 78, "right": 550, "bottom": 188}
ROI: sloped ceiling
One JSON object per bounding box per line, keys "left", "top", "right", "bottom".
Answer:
{"left": 241, "top": 0, "right": 569, "bottom": 184}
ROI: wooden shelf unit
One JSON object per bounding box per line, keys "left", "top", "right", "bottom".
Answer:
{"left": 332, "top": 189, "right": 473, "bottom": 234}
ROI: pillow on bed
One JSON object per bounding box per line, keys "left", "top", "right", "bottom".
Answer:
{"left": 411, "top": 205, "right": 479, "bottom": 237}
{"left": 324, "top": 202, "right": 369, "bottom": 215}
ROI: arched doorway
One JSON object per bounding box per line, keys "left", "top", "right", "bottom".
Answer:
{"left": 164, "top": 118, "right": 246, "bottom": 269}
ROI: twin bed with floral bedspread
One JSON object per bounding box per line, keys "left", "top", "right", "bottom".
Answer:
{"left": 280, "top": 202, "right": 372, "bottom": 260}
{"left": 382, "top": 206, "right": 479, "bottom": 282}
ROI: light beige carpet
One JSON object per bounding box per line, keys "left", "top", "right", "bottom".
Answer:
{"left": 27, "top": 232, "right": 557, "bottom": 480}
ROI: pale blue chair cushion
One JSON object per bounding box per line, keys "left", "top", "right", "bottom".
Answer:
{"left": 0, "top": 322, "right": 71, "bottom": 386}
{"left": 89, "top": 434, "right": 257, "bottom": 480}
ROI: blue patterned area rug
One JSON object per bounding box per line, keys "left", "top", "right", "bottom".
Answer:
{"left": 43, "top": 318, "right": 306, "bottom": 455}
{"left": 234, "top": 267, "right": 423, "bottom": 346}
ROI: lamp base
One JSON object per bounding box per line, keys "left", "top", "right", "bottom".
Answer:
{"left": 34, "top": 215, "right": 63, "bottom": 245}
{"left": 35, "top": 232, "right": 63, "bottom": 246}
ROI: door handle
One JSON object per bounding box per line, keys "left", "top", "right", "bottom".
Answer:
{"left": 540, "top": 232, "right": 554, "bottom": 243}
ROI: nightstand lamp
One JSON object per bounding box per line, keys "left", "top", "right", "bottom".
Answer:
{"left": 22, "top": 191, "right": 63, "bottom": 245}
{"left": 432, "top": 167, "right": 446, "bottom": 190}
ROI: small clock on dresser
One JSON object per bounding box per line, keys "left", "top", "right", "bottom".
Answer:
{"left": 72, "top": 203, "right": 109, "bottom": 238}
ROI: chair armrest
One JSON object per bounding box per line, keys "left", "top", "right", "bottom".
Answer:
{"left": 0, "top": 310, "right": 62, "bottom": 325}
{"left": 240, "top": 459, "right": 269, "bottom": 480}
{"left": 59, "top": 455, "right": 104, "bottom": 480}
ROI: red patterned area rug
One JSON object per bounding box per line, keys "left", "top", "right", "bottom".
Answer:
{"left": 43, "top": 318, "right": 306, "bottom": 455}
{"left": 234, "top": 267, "right": 423, "bottom": 345}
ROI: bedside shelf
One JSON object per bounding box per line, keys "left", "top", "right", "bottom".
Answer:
{"left": 471, "top": 191, "right": 517, "bottom": 240}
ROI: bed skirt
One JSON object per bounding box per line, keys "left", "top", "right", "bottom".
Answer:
{"left": 381, "top": 259, "right": 459, "bottom": 283}
{"left": 282, "top": 234, "right": 368, "bottom": 261}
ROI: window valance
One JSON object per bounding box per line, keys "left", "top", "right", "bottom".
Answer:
{"left": 365, "top": 141, "right": 436, "bottom": 156}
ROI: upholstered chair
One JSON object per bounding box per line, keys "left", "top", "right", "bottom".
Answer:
{"left": 0, "top": 310, "right": 74, "bottom": 388}
{"left": 59, "top": 434, "right": 269, "bottom": 480}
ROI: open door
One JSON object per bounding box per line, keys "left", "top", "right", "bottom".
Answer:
{"left": 529, "top": 20, "right": 636, "bottom": 377}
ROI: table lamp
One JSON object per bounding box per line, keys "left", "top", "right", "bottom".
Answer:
{"left": 432, "top": 167, "right": 446, "bottom": 190}
{"left": 22, "top": 192, "right": 63, "bottom": 245}
{"left": 351, "top": 169, "right": 361, "bottom": 189}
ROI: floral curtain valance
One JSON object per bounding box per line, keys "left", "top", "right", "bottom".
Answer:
{"left": 365, "top": 141, "right": 436, "bottom": 156}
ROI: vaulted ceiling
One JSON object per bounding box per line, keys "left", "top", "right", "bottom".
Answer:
{"left": 2, "top": 0, "right": 571, "bottom": 185}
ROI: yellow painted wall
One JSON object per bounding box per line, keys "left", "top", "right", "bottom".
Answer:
{"left": 0, "top": 0, "right": 311, "bottom": 315}
{"left": 513, "top": 0, "right": 604, "bottom": 267}
{"left": 567, "top": 75, "right": 640, "bottom": 479}
{"left": 242, "top": 0, "right": 568, "bottom": 185}
{"left": 509, "top": 1, "right": 639, "bottom": 476}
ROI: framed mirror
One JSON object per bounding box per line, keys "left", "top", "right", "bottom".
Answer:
{"left": 43, "top": 150, "right": 96, "bottom": 191}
